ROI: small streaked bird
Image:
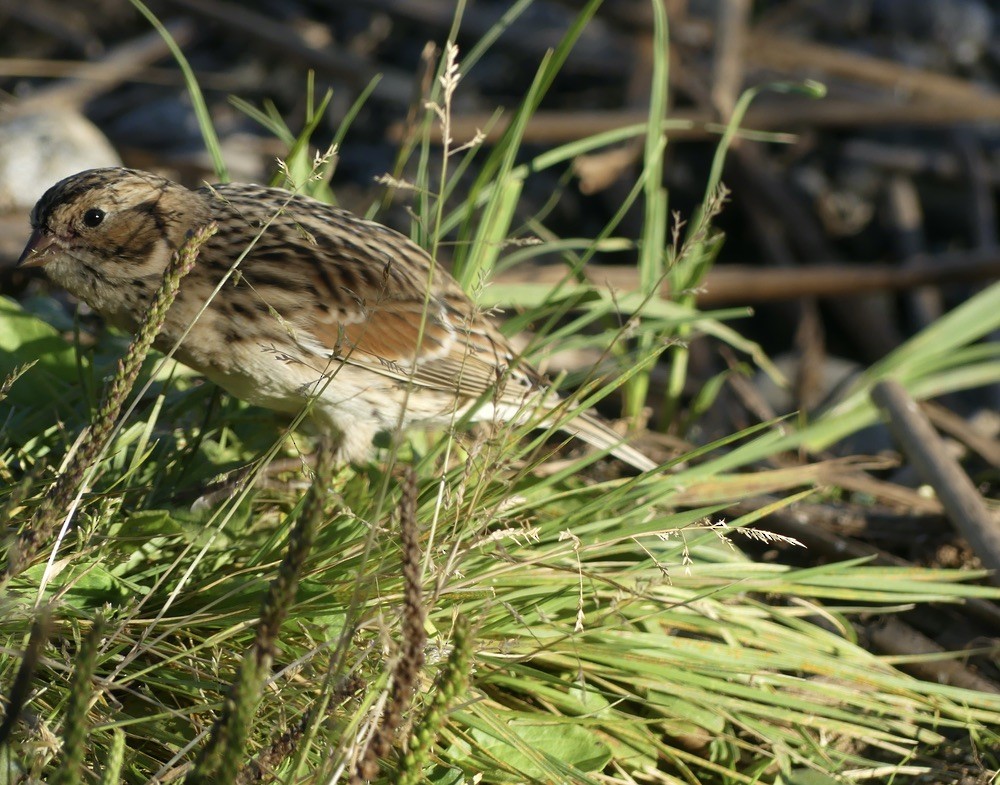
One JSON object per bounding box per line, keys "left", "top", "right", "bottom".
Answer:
{"left": 18, "top": 167, "right": 655, "bottom": 471}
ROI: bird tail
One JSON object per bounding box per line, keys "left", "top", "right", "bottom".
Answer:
{"left": 555, "top": 411, "right": 658, "bottom": 473}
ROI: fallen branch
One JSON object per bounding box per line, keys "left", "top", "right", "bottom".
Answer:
{"left": 490, "top": 248, "right": 1000, "bottom": 305}
{"left": 871, "top": 380, "right": 1000, "bottom": 585}
{"left": 404, "top": 96, "right": 1000, "bottom": 145}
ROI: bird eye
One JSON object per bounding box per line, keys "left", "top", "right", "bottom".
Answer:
{"left": 83, "top": 208, "right": 106, "bottom": 228}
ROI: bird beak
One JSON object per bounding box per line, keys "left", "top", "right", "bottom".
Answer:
{"left": 17, "top": 228, "right": 57, "bottom": 268}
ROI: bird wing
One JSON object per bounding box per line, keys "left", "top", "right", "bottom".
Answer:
{"left": 202, "top": 183, "right": 655, "bottom": 471}
{"left": 206, "top": 183, "right": 533, "bottom": 403}
{"left": 315, "top": 298, "right": 516, "bottom": 401}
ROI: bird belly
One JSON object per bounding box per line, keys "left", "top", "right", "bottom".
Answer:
{"left": 180, "top": 337, "right": 465, "bottom": 430}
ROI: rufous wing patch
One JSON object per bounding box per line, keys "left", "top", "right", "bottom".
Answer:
{"left": 334, "top": 304, "right": 453, "bottom": 364}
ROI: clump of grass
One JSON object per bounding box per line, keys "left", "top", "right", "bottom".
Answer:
{"left": 397, "top": 616, "right": 473, "bottom": 785}
{"left": 0, "top": 611, "right": 51, "bottom": 746}
{"left": 236, "top": 711, "right": 313, "bottom": 785}
{"left": 185, "top": 445, "right": 333, "bottom": 784}
{"left": 4, "top": 224, "right": 217, "bottom": 582}
{"left": 352, "top": 465, "right": 427, "bottom": 783}
{"left": 50, "top": 618, "right": 103, "bottom": 785}
{"left": 96, "top": 729, "right": 126, "bottom": 785}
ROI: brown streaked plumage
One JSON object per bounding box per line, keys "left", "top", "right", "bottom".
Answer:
{"left": 19, "top": 167, "right": 656, "bottom": 471}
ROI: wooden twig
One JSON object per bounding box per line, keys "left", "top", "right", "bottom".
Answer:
{"left": 710, "top": 0, "right": 751, "bottom": 116}
{"left": 828, "top": 471, "right": 944, "bottom": 516}
{"left": 0, "top": 57, "right": 241, "bottom": 90}
{"left": 871, "top": 380, "right": 1000, "bottom": 584}
{"left": 865, "top": 616, "right": 1000, "bottom": 694}
{"left": 704, "top": 251, "right": 1000, "bottom": 303}
{"left": 745, "top": 30, "right": 1000, "bottom": 112}
{"left": 402, "top": 92, "right": 1000, "bottom": 144}
{"left": 490, "top": 248, "right": 1000, "bottom": 306}
{"left": 921, "top": 402, "right": 1000, "bottom": 470}
{"left": 405, "top": 95, "right": 1000, "bottom": 146}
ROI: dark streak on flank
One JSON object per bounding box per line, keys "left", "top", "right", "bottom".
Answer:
{"left": 248, "top": 247, "right": 292, "bottom": 265}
